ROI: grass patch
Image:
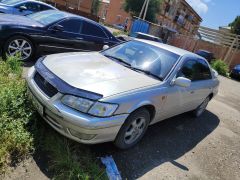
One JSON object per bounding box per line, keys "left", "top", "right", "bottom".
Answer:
{"left": 0, "top": 56, "right": 106, "bottom": 179}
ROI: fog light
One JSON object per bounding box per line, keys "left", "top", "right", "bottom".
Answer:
{"left": 68, "top": 129, "right": 96, "bottom": 140}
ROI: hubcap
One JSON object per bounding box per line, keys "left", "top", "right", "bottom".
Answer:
{"left": 197, "top": 98, "right": 209, "bottom": 116}
{"left": 8, "top": 39, "right": 32, "bottom": 61}
{"left": 124, "top": 117, "right": 146, "bottom": 144}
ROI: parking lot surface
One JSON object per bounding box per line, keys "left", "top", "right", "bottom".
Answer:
{"left": 4, "top": 76, "right": 240, "bottom": 180}
{"left": 93, "top": 76, "right": 240, "bottom": 180}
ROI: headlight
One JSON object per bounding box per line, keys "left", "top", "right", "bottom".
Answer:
{"left": 88, "top": 102, "right": 118, "bottom": 117}
{"left": 61, "top": 95, "right": 94, "bottom": 113}
{"left": 61, "top": 95, "right": 118, "bottom": 117}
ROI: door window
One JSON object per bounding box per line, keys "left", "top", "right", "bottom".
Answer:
{"left": 197, "top": 59, "right": 212, "bottom": 80}
{"left": 82, "top": 22, "right": 107, "bottom": 38}
{"left": 177, "top": 59, "right": 212, "bottom": 81}
{"left": 58, "top": 19, "right": 82, "bottom": 34}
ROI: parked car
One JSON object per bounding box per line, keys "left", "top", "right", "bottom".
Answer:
{"left": 230, "top": 64, "right": 240, "bottom": 80}
{"left": 132, "top": 32, "right": 163, "bottom": 43}
{"left": 27, "top": 39, "right": 219, "bottom": 149}
{"left": 117, "top": 32, "right": 163, "bottom": 43}
{"left": 195, "top": 49, "right": 215, "bottom": 63}
{"left": 0, "top": 0, "right": 56, "bottom": 15}
{"left": 0, "top": 10, "right": 120, "bottom": 61}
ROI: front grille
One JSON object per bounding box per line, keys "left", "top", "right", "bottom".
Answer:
{"left": 34, "top": 72, "right": 58, "bottom": 97}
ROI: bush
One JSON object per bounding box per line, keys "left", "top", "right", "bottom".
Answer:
{"left": 0, "top": 56, "right": 106, "bottom": 179}
{"left": 211, "top": 60, "right": 229, "bottom": 77}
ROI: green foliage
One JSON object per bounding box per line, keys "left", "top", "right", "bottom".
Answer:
{"left": 211, "top": 60, "right": 229, "bottom": 77}
{"left": 91, "top": 0, "right": 100, "bottom": 15}
{"left": 229, "top": 16, "right": 240, "bottom": 35}
{"left": 124, "top": 0, "right": 163, "bottom": 22}
{"left": 0, "top": 56, "right": 34, "bottom": 172}
{"left": 41, "top": 130, "right": 106, "bottom": 180}
{"left": 0, "top": 56, "right": 105, "bottom": 178}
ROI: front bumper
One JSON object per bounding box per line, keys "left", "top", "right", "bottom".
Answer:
{"left": 26, "top": 66, "right": 128, "bottom": 144}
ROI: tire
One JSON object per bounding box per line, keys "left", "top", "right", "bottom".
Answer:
{"left": 192, "top": 96, "right": 210, "bottom": 117}
{"left": 114, "top": 108, "right": 150, "bottom": 149}
{"left": 2, "top": 35, "right": 34, "bottom": 62}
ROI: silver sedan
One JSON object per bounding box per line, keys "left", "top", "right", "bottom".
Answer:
{"left": 27, "top": 39, "right": 219, "bottom": 149}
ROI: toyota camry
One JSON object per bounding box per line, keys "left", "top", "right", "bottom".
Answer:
{"left": 27, "top": 39, "right": 219, "bottom": 149}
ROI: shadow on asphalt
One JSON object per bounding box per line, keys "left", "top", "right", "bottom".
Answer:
{"left": 90, "top": 110, "right": 220, "bottom": 179}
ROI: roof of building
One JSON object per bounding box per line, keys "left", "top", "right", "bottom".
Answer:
{"left": 182, "top": 0, "right": 202, "bottom": 22}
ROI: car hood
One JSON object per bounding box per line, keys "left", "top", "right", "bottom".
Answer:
{"left": 0, "top": 14, "right": 43, "bottom": 27}
{"left": 42, "top": 52, "right": 160, "bottom": 98}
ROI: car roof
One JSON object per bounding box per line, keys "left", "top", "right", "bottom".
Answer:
{"left": 136, "top": 32, "right": 160, "bottom": 39}
{"left": 196, "top": 49, "right": 212, "bottom": 54}
{"left": 135, "top": 39, "right": 202, "bottom": 57}
{"left": 44, "top": 10, "right": 101, "bottom": 26}
{"left": 7, "top": 0, "right": 55, "bottom": 7}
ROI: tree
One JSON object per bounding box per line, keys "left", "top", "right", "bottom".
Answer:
{"left": 229, "top": 16, "right": 240, "bottom": 35}
{"left": 91, "top": 0, "right": 100, "bottom": 15}
{"left": 124, "top": 0, "right": 163, "bottom": 23}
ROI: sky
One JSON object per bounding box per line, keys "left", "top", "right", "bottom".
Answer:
{"left": 186, "top": 0, "right": 240, "bottom": 29}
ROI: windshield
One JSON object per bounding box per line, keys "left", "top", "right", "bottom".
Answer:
{"left": 27, "top": 10, "right": 66, "bottom": 26}
{"left": 101, "top": 41, "right": 180, "bottom": 80}
{"left": 0, "top": 0, "right": 23, "bottom": 5}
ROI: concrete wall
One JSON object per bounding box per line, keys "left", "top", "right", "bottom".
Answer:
{"left": 169, "top": 34, "right": 240, "bottom": 69}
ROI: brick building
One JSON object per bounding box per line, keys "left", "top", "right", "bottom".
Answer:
{"left": 48, "top": 0, "right": 202, "bottom": 36}
{"left": 98, "top": 0, "right": 202, "bottom": 36}
{"left": 158, "top": 0, "right": 202, "bottom": 36}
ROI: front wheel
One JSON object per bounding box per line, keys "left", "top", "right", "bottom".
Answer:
{"left": 3, "top": 36, "right": 34, "bottom": 62}
{"left": 192, "top": 97, "right": 210, "bottom": 117}
{"left": 114, "top": 108, "right": 150, "bottom": 149}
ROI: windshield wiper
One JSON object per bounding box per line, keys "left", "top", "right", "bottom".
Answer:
{"left": 104, "top": 55, "right": 131, "bottom": 66}
{"left": 130, "top": 67, "right": 163, "bottom": 81}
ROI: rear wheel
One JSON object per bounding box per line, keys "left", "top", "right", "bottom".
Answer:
{"left": 114, "top": 108, "right": 150, "bottom": 149}
{"left": 3, "top": 36, "right": 34, "bottom": 62}
{"left": 192, "top": 97, "right": 210, "bottom": 117}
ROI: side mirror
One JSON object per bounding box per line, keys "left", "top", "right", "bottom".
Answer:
{"left": 173, "top": 77, "right": 191, "bottom": 87}
{"left": 19, "top": 6, "right": 27, "bottom": 11}
{"left": 52, "top": 24, "right": 64, "bottom": 32}
{"left": 103, "top": 45, "right": 110, "bottom": 50}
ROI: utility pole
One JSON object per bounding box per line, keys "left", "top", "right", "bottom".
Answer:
{"left": 139, "top": 0, "right": 150, "bottom": 20}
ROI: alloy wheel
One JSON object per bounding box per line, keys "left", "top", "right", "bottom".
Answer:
{"left": 7, "top": 39, "right": 32, "bottom": 61}
{"left": 124, "top": 117, "right": 147, "bottom": 144}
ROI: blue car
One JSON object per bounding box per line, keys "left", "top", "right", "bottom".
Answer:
{"left": 0, "top": 0, "right": 56, "bottom": 15}
{"left": 230, "top": 64, "right": 240, "bottom": 80}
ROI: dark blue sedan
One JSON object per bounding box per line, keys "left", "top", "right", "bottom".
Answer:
{"left": 0, "top": 0, "right": 56, "bottom": 15}
{"left": 230, "top": 64, "right": 240, "bottom": 80}
{"left": 0, "top": 10, "right": 120, "bottom": 61}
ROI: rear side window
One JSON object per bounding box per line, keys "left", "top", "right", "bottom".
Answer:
{"left": 82, "top": 22, "right": 107, "bottom": 38}
{"left": 58, "top": 19, "right": 82, "bottom": 33}
{"left": 197, "top": 59, "right": 212, "bottom": 80}
{"left": 40, "top": 4, "right": 52, "bottom": 11}
{"left": 177, "top": 59, "right": 212, "bottom": 81}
